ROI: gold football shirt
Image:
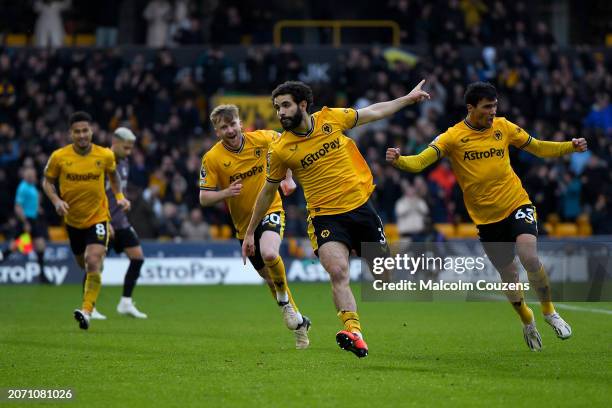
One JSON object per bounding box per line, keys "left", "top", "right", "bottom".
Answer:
{"left": 429, "top": 117, "right": 535, "bottom": 224}
{"left": 266, "top": 107, "right": 374, "bottom": 217}
{"left": 200, "top": 130, "right": 283, "bottom": 239}
{"left": 44, "top": 144, "right": 116, "bottom": 228}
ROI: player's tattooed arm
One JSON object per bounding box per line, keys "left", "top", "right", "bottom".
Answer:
{"left": 356, "top": 79, "right": 430, "bottom": 126}
{"left": 108, "top": 169, "right": 130, "bottom": 211}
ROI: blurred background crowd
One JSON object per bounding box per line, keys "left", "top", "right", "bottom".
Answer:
{"left": 0, "top": 0, "right": 611, "bottom": 241}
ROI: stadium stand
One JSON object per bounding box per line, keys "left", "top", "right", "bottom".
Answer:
{"left": 0, "top": 0, "right": 610, "bottom": 245}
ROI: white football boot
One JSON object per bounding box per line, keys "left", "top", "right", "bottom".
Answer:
{"left": 523, "top": 320, "right": 543, "bottom": 351}
{"left": 544, "top": 312, "right": 572, "bottom": 339}
{"left": 117, "top": 297, "right": 148, "bottom": 319}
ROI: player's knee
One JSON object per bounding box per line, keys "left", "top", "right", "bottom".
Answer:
{"left": 84, "top": 254, "right": 103, "bottom": 271}
{"left": 260, "top": 250, "right": 278, "bottom": 264}
{"left": 327, "top": 262, "right": 350, "bottom": 284}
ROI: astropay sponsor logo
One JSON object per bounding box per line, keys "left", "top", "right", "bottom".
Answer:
{"left": 463, "top": 148, "right": 505, "bottom": 161}
{"left": 0, "top": 263, "right": 68, "bottom": 284}
{"left": 102, "top": 258, "right": 261, "bottom": 285}
{"left": 229, "top": 165, "right": 264, "bottom": 183}
{"left": 300, "top": 137, "right": 341, "bottom": 169}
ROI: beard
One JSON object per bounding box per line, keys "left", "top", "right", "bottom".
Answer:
{"left": 280, "top": 110, "right": 303, "bottom": 131}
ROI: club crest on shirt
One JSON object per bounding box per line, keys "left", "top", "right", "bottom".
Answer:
{"left": 322, "top": 124, "right": 333, "bottom": 134}
{"left": 321, "top": 229, "right": 330, "bottom": 238}
{"left": 223, "top": 161, "right": 231, "bottom": 167}
{"left": 254, "top": 147, "right": 262, "bottom": 158}
{"left": 494, "top": 130, "right": 503, "bottom": 141}
{"left": 95, "top": 160, "right": 102, "bottom": 168}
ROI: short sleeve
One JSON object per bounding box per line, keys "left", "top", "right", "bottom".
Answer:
{"left": 265, "top": 144, "right": 287, "bottom": 184}
{"left": 105, "top": 149, "right": 117, "bottom": 172}
{"left": 428, "top": 131, "right": 451, "bottom": 158}
{"left": 327, "top": 107, "right": 359, "bottom": 131}
{"left": 15, "top": 183, "right": 26, "bottom": 207}
{"left": 44, "top": 151, "right": 60, "bottom": 179}
{"left": 259, "top": 130, "right": 281, "bottom": 146}
{"left": 505, "top": 118, "right": 533, "bottom": 149}
{"left": 199, "top": 153, "right": 218, "bottom": 190}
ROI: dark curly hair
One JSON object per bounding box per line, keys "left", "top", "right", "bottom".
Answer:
{"left": 271, "top": 81, "right": 313, "bottom": 111}
{"left": 464, "top": 82, "right": 497, "bottom": 107}
{"left": 69, "top": 111, "right": 93, "bottom": 126}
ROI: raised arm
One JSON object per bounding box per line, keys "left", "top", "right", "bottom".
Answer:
{"left": 356, "top": 79, "right": 430, "bottom": 126}
{"left": 241, "top": 180, "right": 280, "bottom": 264}
{"left": 386, "top": 146, "right": 441, "bottom": 173}
{"left": 521, "top": 137, "right": 587, "bottom": 158}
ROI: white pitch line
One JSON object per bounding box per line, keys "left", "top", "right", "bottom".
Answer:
{"left": 553, "top": 303, "right": 612, "bottom": 315}
{"left": 476, "top": 293, "right": 612, "bottom": 315}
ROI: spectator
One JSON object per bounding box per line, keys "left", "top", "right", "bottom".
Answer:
{"left": 33, "top": 0, "right": 71, "bottom": 48}
{"left": 158, "top": 202, "right": 182, "bottom": 238}
{"left": 395, "top": 181, "right": 429, "bottom": 240}
{"left": 180, "top": 208, "right": 210, "bottom": 240}
{"left": 143, "top": 0, "right": 172, "bottom": 48}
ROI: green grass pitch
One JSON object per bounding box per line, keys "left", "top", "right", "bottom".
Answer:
{"left": 1, "top": 283, "right": 611, "bottom": 407}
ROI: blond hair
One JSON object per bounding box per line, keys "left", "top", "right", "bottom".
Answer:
{"left": 210, "top": 104, "right": 240, "bottom": 127}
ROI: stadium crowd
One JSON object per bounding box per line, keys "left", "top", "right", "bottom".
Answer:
{"left": 0, "top": 2, "right": 611, "bottom": 241}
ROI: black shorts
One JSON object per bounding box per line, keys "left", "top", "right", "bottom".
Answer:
{"left": 15, "top": 217, "right": 48, "bottom": 240}
{"left": 110, "top": 226, "right": 140, "bottom": 254}
{"left": 477, "top": 204, "right": 538, "bottom": 269}
{"left": 239, "top": 211, "right": 284, "bottom": 271}
{"left": 66, "top": 221, "right": 110, "bottom": 256}
{"left": 307, "top": 199, "right": 390, "bottom": 259}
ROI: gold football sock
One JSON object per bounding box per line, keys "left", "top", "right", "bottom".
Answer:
{"left": 82, "top": 272, "right": 102, "bottom": 313}
{"left": 265, "top": 256, "right": 300, "bottom": 312}
{"left": 504, "top": 289, "right": 534, "bottom": 324}
{"left": 510, "top": 296, "right": 534, "bottom": 325}
{"left": 527, "top": 264, "right": 555, "bottom": 315}
{"left": 338, "top": 310, "right": 362, "bottom": 334}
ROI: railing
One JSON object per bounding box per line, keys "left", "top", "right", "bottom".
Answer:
{"left": 273, "top": 20, "right": 401, "bottom": 47}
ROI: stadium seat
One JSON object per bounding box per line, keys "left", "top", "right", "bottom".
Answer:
{"left": 434, "top": 223, "right": 455, "bottom": 238}
{"left": 287, "top": 238, "right": 305, "bottom": 258}
{"left": 576, "top": 214, "right": 592, "bottom": 236}
{"left": 543, "top": 222, "right": 554, "bottom": 235}
{"left": 48, "top": 226, "right": 68, "bottom": 242}
{"left": 209, "top": 225, "right": 221, "bottom": 239}
{"left": 220, "top": 225, "right": 233, "bottom": 239}
{"left": 552, "top": 223, "right": 578, "bottom": 237}
{"left": 546, "top": 213, "right": 560, "bottom": 227}
{"left": 5, "top": 34, "right": 28, "bottom": 46}
{"left": 384, "top": 224, "right": 399, "bottom": 244}
{"left": 75, "top": 34, "right": 96, "bottom": 46}
{"left": 455, "top": 223, "right": 479, "bottom": 239}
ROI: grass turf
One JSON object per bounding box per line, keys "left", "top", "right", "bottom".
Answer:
{"left": 1, "top": 283, "right": 611, "bottom": 407}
